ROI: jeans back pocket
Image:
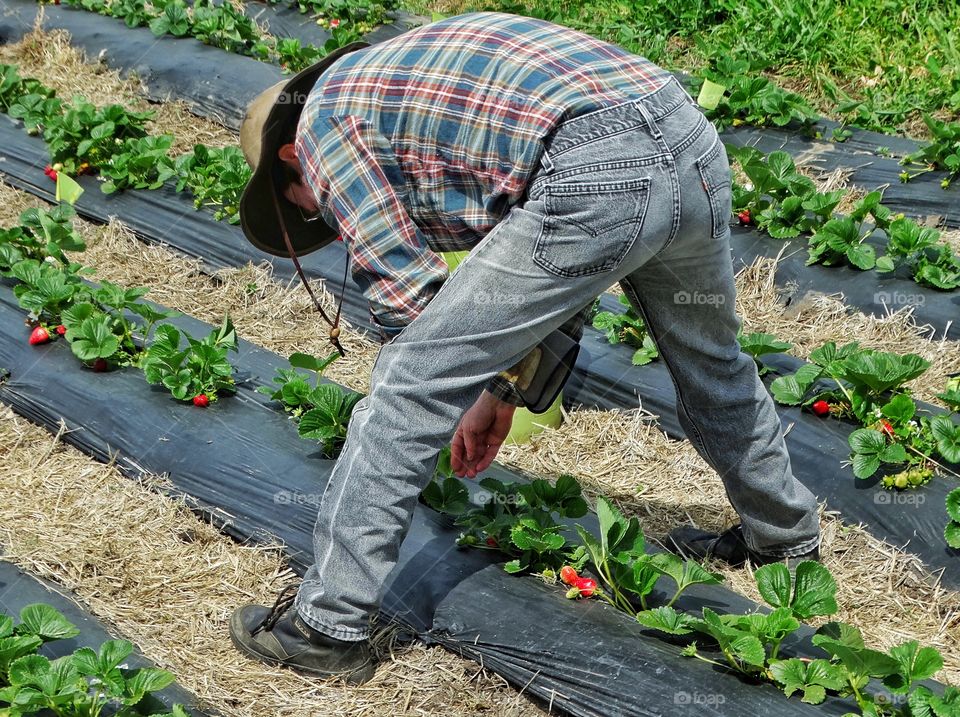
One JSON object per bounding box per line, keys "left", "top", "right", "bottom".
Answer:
{"left": 533, "top": 177, "right": 651, "bottom": 278}
{"left": 696, "top": 137, "right": 732, "bottom": 240}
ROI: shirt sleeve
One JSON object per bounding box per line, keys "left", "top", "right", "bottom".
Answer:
{"left": 297, "top": 114, "right": 449, "bottom": 337}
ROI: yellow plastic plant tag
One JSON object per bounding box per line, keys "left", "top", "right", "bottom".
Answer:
{"left": 697, "top": 79, "right": 727, "bottom": 111}
{"left": 55, "top": 172, "right": 84, "bottom": 205}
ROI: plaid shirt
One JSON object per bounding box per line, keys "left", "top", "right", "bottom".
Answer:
{"left": 296, "top": 12, "right": 672, "bottom": 403}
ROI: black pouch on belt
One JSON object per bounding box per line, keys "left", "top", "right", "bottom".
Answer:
{"left": 500, "top": 327, "right": 580, "bottom": 414}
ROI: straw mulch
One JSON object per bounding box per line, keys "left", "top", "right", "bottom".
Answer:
{"left": 0, "top": 23, "right": 236, "bottom": 154}
{"left": 0, "top": 407, "right": 544, "bottom": 717}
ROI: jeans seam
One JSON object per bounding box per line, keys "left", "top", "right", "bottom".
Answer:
{"left": 620, "top": 280, "right": 721, "bottom": 470}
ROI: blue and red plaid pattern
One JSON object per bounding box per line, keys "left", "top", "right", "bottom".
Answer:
{"left": 295, "top": 12, "right": 672, "bottom": 400}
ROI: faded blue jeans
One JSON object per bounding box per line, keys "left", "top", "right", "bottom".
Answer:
{"left": 295, "top": 78, "right": 821, "bottom": 640}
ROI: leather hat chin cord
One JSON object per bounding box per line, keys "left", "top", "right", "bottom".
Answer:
{"left": 271, "top": 184, "right": 349, "bottom": 358}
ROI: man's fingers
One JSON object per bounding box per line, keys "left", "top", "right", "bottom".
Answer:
{"left": 464, "top": 427, "right": 479, "bottom": 464}
{"left": 451, "top": 427, "right": 466, "bottom": 476}
{"left": 475, "top": 439, "right": 503, "bottom": 474}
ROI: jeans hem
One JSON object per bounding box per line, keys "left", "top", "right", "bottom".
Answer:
{"left": 296, "top": 605, "right": 370, "bottom": 642}
{"left": 750, "top": 534, "right": 821, "bottom": 559}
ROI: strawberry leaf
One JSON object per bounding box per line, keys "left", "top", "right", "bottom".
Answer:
{"left": 756, "top": 561, "right": 837, "bottom": 619}
{"left": 931, "top": 416, "right": 960, "bottom": 464}
{"left": 16, "top": 604, "right": 80, "bottom": 641}
{"left": 881, "top": 394, "right": 916, "bottom": 424}
{"left": 945, "top": 521, "right": 960, "bottom": 550}
{"left": 123, "top": 667, "right": 175, "bottom": 705}
{"left": 771, "top": 658, "right": 846, "bottom": 704}
{"left": 946, "top": 488, "right": 960, "bottom": 523}
{"left": 636, "top": 606, "right": 696, "bottom": 635}
{"left": 883, "top": 640, "right": 944, "bottom": 693}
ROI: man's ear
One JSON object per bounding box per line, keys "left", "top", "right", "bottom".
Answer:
{"left": 277, "top": 143, "right": 298, "bottom": 164}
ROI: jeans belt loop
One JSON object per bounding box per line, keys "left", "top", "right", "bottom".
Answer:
{"left": 635, "top": 100, "right": 662, "bottom": 140}
{"left": 539, "top": 147, "right": 555, "bottom": 173}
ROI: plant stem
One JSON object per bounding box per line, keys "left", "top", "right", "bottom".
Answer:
{"left": 906, "top": 443, "right": 960, "bottom": 479}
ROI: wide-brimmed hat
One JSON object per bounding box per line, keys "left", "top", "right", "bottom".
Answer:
{"left": 239, "top": 42, "right": 368, "bottom": 258}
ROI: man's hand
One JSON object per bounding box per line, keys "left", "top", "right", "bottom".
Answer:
{"left": 451, "top": 390, "right": 517, "bottom": 478}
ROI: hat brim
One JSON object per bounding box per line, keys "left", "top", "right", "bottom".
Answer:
{"left": 239, "top": 42, "right": 369, "bottom": 258}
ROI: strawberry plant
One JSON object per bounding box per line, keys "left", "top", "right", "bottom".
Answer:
{"left": 0, "top": 604, "right": 80, "bottom": 683}
{"left": 421, "top": 448, "right": 471, "bottom": 515}
{"left": 771, "top": 341, "right": 930, "bottom": 420}
{"left": 257, "top": 351, "right": 358, "bottom": 456}
{"left": 900, "top": 115, "right": 960, "bottom": 189}
{"left": 638, "top": 561, "right": 837, "bottom": 675}
{"left": 425, "top": 471, "right": 589, "bottom": 575}
{"left": 62, "top": 0, "right": 347, "bottom": 72}
{"left": 769, "top": 341, "right": 960, "bottom": 488}
{"left": 149, "top": 0, "right": 191, "bottom": 37}
{"left": 43, "top": 100, "right": 153, "bottom": 176}
{"left": 101, "top": 136, "right": 177, "bottom": 193}
{"left": 7, "top": 92, "right": 63, "bottom": 136}
{"left": 737, "top": 331, "right": 792, "bottom": 375}
{"left": 174, "top": 145, "right": 252, "bottom": 224}
{"left": 913, "top": 245, "right": 960, "bottom": 291}
{"left": 946, "top": 487, "right": 960, "bottom": 549}
{"left": 2, "top": 603, "right": 189, "bottom": 715}
{"left": 729, "top": 146, "right": 841, "bottom": 240}
{"left": 60, "top": 282, "right": 176, "bottom": 368}
{"left": 0, "top": 66, "right": 54, "bottom": 114}
{"left": 705, "top": 76, "right": 818, "bottom": 132}
{"left": 577, "top": 496, "right": 721, "bottom": 613}
{"left": 296, "top": 383, "right": 363, "bottom": 457}
{"left": 192, "top": 0, "right": 269, "bottom": 57}
{"left": 591, "top": 295, "right": 659, "bottom": 365}
{"left": 274, "top": 38, "right": 325, "bottom": 72}
{"left": 258, "top": 351, "right": 341, "bottom": 411}
{"left": 141, "top": 315, "right": 238, "bottom": 403}
{"left": 877, "top": 217, "right": 960, "bottom": 291}
{"left": 10, "top": 260, "right": 90, "bottom": 324}
{"left": 637, "top": 560, "right": 952, "bottom": 714}
{"left": 0, "top": 205, "right": 85, "bottom": 271}
{"left": 805, "top": 191, "right": 891, "bottom": 270}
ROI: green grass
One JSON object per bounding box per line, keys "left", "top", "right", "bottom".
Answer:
{"left": 405, "top": 0, "right": 960, "bottom": 137}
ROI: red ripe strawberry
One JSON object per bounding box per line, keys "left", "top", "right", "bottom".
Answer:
{"left": 574, "top": 577, "right": 597, "bottom": 597}
{"left": 44, "top": 165, "right": 57, "bottom": 181}
{"left": 737, "top": 209, "right": 752, "bottom": 225}
{"left": 811, "top": 400, "right": 830, "bottom": 417}
{"left": 55, "top": 325, "right": 67, "bottom": 336}
{"left": 485, "top": 536, "right": 498, "bottom": 548}
{"left": 92, "top": 358, "right": 108, "bottom": 372}
{"left": 28, "top": 326, "right": 51, "bottom": 345}
{"left": 559, "top": 566, "right": 579, "bottom": 586}
{"left": 879, "top": 420, "right": 895, "bottom": 439}
{"left": 330, "top": 18, "right": 341, "bottom": 27}
{"left": 193, "top": 394, "right": 210, "bottom": 408}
